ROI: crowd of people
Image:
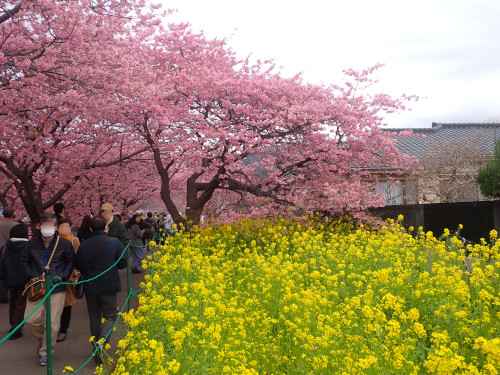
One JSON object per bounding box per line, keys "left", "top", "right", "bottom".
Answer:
{"left": 0, "top": 203, "right": 172, "bottom": 367}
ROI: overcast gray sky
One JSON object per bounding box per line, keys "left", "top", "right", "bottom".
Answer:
{"left": 163, "top": 0, "right": 500, "bottom": 128}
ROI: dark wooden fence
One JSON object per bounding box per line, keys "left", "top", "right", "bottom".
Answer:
{"left": 370, "top": 201, "right": 500, "bottom": 243}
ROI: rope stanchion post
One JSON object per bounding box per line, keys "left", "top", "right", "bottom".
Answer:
{"left": 127, "top": 245, "right": 131, "bottom": 312}
{"left": 45, "top": 268, "right": 53, "bottom": 375}
{"left": 0, "top": 236, "right": 159, "bottom": 373}
{"left": 0, "top": 284, "right": 58, "bottom": 345}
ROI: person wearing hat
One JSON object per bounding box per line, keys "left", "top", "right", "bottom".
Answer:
{"left": 100, "top": 203, "right": 128, "bottom": 247}
{"left": 0, "top": 206, "right": 18, "bottom": 303}
{"left": 0, "top": 223, "right": 30, "bottom": 340}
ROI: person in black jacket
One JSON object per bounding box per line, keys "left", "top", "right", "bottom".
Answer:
{"left": 143, "top": 212, "right": 158, "bottom": 252}
{"left": 77, "top": 215, "right": 93, "bottom": 243}
{"left": 100, "top": 203, "right": 128, "bottom": 247}
{"left": 20, "top": 213, "right": 75, "bottom": 367}
{"left": 0, "top": 223, "right": 29, "bottom": 340}
{"left": 74, "top": 215, "right": 127, "bottom": 364}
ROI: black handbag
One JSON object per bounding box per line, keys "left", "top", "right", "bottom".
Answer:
{"left": 75, "top": 274, "right": 85, "bottom": 299}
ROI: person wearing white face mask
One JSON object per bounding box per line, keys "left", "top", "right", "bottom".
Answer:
{"left": 20, "top": 213, "right": 75, "bottom": 367}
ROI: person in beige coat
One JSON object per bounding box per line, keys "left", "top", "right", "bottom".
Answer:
{"left": 56, "top": 217, "right": 80, "bottom": 342}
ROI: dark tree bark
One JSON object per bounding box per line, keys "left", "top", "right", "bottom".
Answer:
{"left": 0, "top": 3, "right": 21, "bottom": 24}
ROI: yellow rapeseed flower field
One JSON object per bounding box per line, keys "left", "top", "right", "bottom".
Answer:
{"left": 112, "top": 217, "right": 500, "bottom": 374}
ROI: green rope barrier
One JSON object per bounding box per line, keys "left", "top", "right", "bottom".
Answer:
{"left": 0, "top": 281, "right": 60, "bottom": 344}
{"left": 69, "top": 288, "right": 137, "bottom": 374}
{"left": 61, "top": 242, "right": 131, "bottom": 288}
{"left": 68, "top": 236, "right": 158, "bottom": 374}
{"left": 60, "top": 233, "right": 157, "bottom": 289}
{"left": 0, "top": 233, "right": 161, "bottom": 374}
{"left": 0, "top": 239, "right": 136, "bottom": 344}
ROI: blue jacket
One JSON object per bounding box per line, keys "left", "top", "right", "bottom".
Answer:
{"left": 74, "top": 232, "right": 127, "bottom": 295}
{"left": 21, "top": 234, "right": 75, "bottom": 294}
{"left": 0, "top": 239, "right": 29, "bottom": 288}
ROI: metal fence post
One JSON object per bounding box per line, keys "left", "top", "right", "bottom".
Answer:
{"left": 45, "top": 268, "right": 53, "bottom": 375}
{"left": 127, "top": 246, "right": 131, "bottom": 312}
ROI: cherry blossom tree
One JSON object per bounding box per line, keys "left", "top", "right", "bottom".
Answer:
{"left": 1, "top": 2, "right": 418, "bottom": 227}
{"left": 131, "top": 25, "right": 418, "bottom": 225}
{"left": 0, "top": 0, "right": 159, "bottom": 225}
{"left": 63, "top": 159, "right": 161, "bottom": 220}
{"left": 0, "top": 177, "right": 18, "bottom": 209}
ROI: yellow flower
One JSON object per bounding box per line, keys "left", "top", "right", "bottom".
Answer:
{"left": 203, "top": 307, "right": 216, "bottom": 319}
{"left": 167, "top": 359, "right": 181, "bottom": 373}
{"left": 490, "top": 229, "right": 498, "bottom": 239}
{"left": 414, "top": 322, "right": 426, "bottom": 337}
{"left": 407, "top": 308, "right": 419, "bottom": 322}
{"left": 112, "top": 218, "right": 500, "bottom": 374}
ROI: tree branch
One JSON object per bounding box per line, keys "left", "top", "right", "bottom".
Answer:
{"left": 88, "top": 146, "right": 149, "bottom": 169}
{"left": 0, "top": 3, "right": 21, "bottom": 24}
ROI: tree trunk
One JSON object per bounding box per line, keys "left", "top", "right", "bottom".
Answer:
{"left": 13, "top": 177, "right": 43, "bottom": 230}
{"left": 186, "top": 206, "right": 203, "bottom": 226}
{"left": 185, "top": 172, "right": 219, "bottom": 226}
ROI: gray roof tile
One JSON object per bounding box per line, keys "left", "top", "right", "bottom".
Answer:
{"left": 386, "top": 123, "right": 500, "bottom": 159}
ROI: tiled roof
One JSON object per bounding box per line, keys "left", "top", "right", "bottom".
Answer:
{"left": 386, "top": 123, "right": 500, "bottom": 159}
